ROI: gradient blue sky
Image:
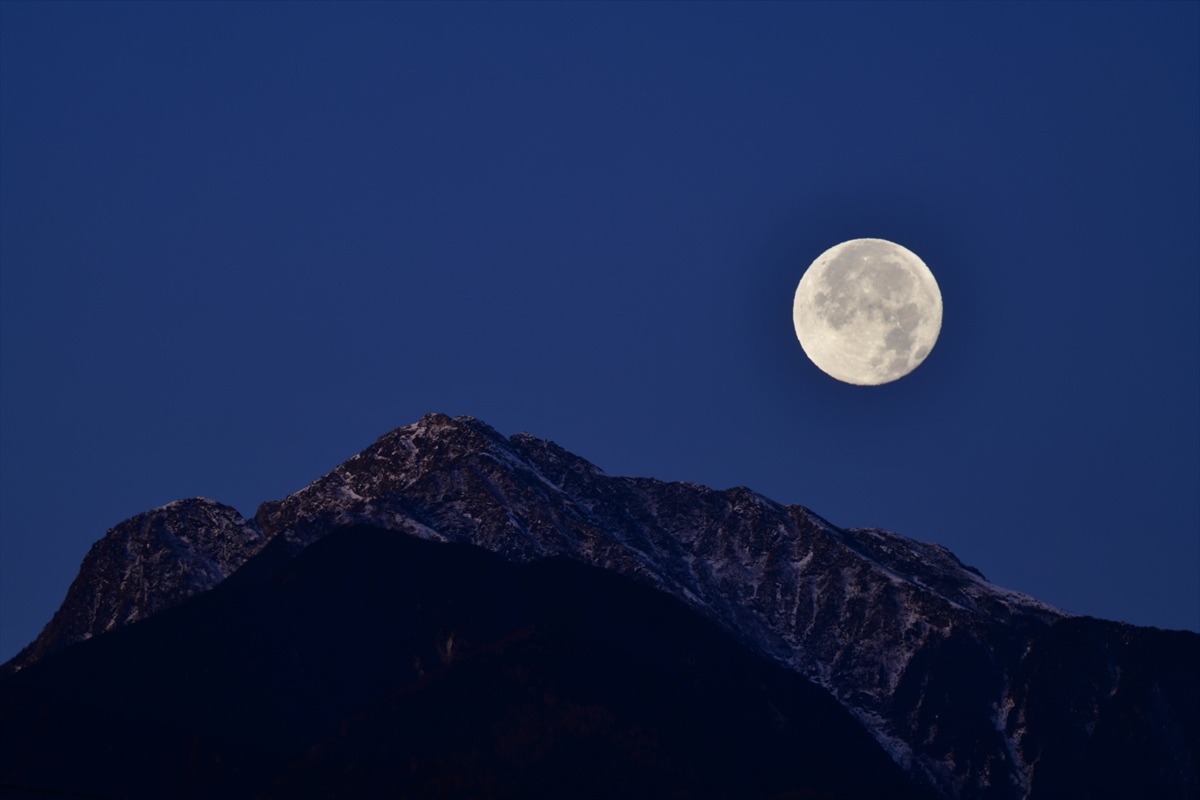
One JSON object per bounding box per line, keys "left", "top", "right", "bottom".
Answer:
{"left": 2, "top": 1, "right": 1197, "bottom": 662}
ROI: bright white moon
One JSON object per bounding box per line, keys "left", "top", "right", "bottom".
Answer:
{"left": 793, "top": 238, "right": 942, "bottom": 386}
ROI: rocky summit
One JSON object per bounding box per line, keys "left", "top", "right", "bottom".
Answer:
{"left": 2, "top": 497, "right": 266, "bottom": 676}
{"left": 4, "top": 414, "right": 1197, "bottom": 800}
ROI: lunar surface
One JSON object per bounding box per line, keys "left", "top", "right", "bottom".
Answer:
{"left": 793, "top": 238, "right": 942, "bottom": 385}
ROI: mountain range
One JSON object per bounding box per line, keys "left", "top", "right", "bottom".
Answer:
{"left": 2, "top": 413, "right": 1197, "bottom": 799}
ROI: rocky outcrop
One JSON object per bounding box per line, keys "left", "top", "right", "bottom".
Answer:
{"left": 2, "top": 498, "right": 266, "bottom": 676}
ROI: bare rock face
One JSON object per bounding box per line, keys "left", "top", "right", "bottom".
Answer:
{"left": 3, "top": 498, "right": 266, "bottom": 676}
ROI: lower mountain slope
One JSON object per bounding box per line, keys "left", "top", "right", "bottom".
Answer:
{"left": 0, "top": 524, "right": 935, "bottom": 800}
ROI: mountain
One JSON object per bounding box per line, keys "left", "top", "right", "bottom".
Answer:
{"left": 3, "top": 413, "right": 1197, "bottom": 799}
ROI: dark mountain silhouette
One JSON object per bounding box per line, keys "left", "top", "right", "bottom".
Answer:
{"left": 1, "top": 526, "right": 933, "bottom": 800}
{"left": 3, "top": 414, "right": 1197, "bottom": 799}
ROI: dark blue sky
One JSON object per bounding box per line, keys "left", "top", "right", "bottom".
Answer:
{"left": 2, "top": 1, "right": 1197, "bottom": 661}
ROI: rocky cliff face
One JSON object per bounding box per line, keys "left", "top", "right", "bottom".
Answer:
{"left": 3, "top": 498, "right": 266, "bottom": 676}
{"left": 5, "top": 414, "right": 1197, "bottom": 799}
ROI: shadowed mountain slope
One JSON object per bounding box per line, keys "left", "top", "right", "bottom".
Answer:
{"left": 1, "top": 525, "right": 935, "bottom": 800}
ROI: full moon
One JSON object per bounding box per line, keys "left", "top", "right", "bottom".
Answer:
{"left": 793, "top": 238, "right": 942, "bottom": 386}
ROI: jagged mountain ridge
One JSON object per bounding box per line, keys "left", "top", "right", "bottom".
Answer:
{"left": 5, "top": 413, "right": 1197, "bottom": 800}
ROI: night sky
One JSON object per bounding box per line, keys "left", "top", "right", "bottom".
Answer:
{"left": 2, "top": 1, "right": 1197, "bottom": 663}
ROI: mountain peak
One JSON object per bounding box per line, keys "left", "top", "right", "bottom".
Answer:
{"left": 3, "top": 497, "right": 267, "bottom": 675}
{"left": 400, "top": 411, "right": 507, "bottom": 444}
{"left": 154, "top": 496, "right": 226, "bottom": 512}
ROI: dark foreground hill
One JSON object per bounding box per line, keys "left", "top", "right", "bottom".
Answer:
{"left": 1, "top": 525, "right": 933, "bottom": 800}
